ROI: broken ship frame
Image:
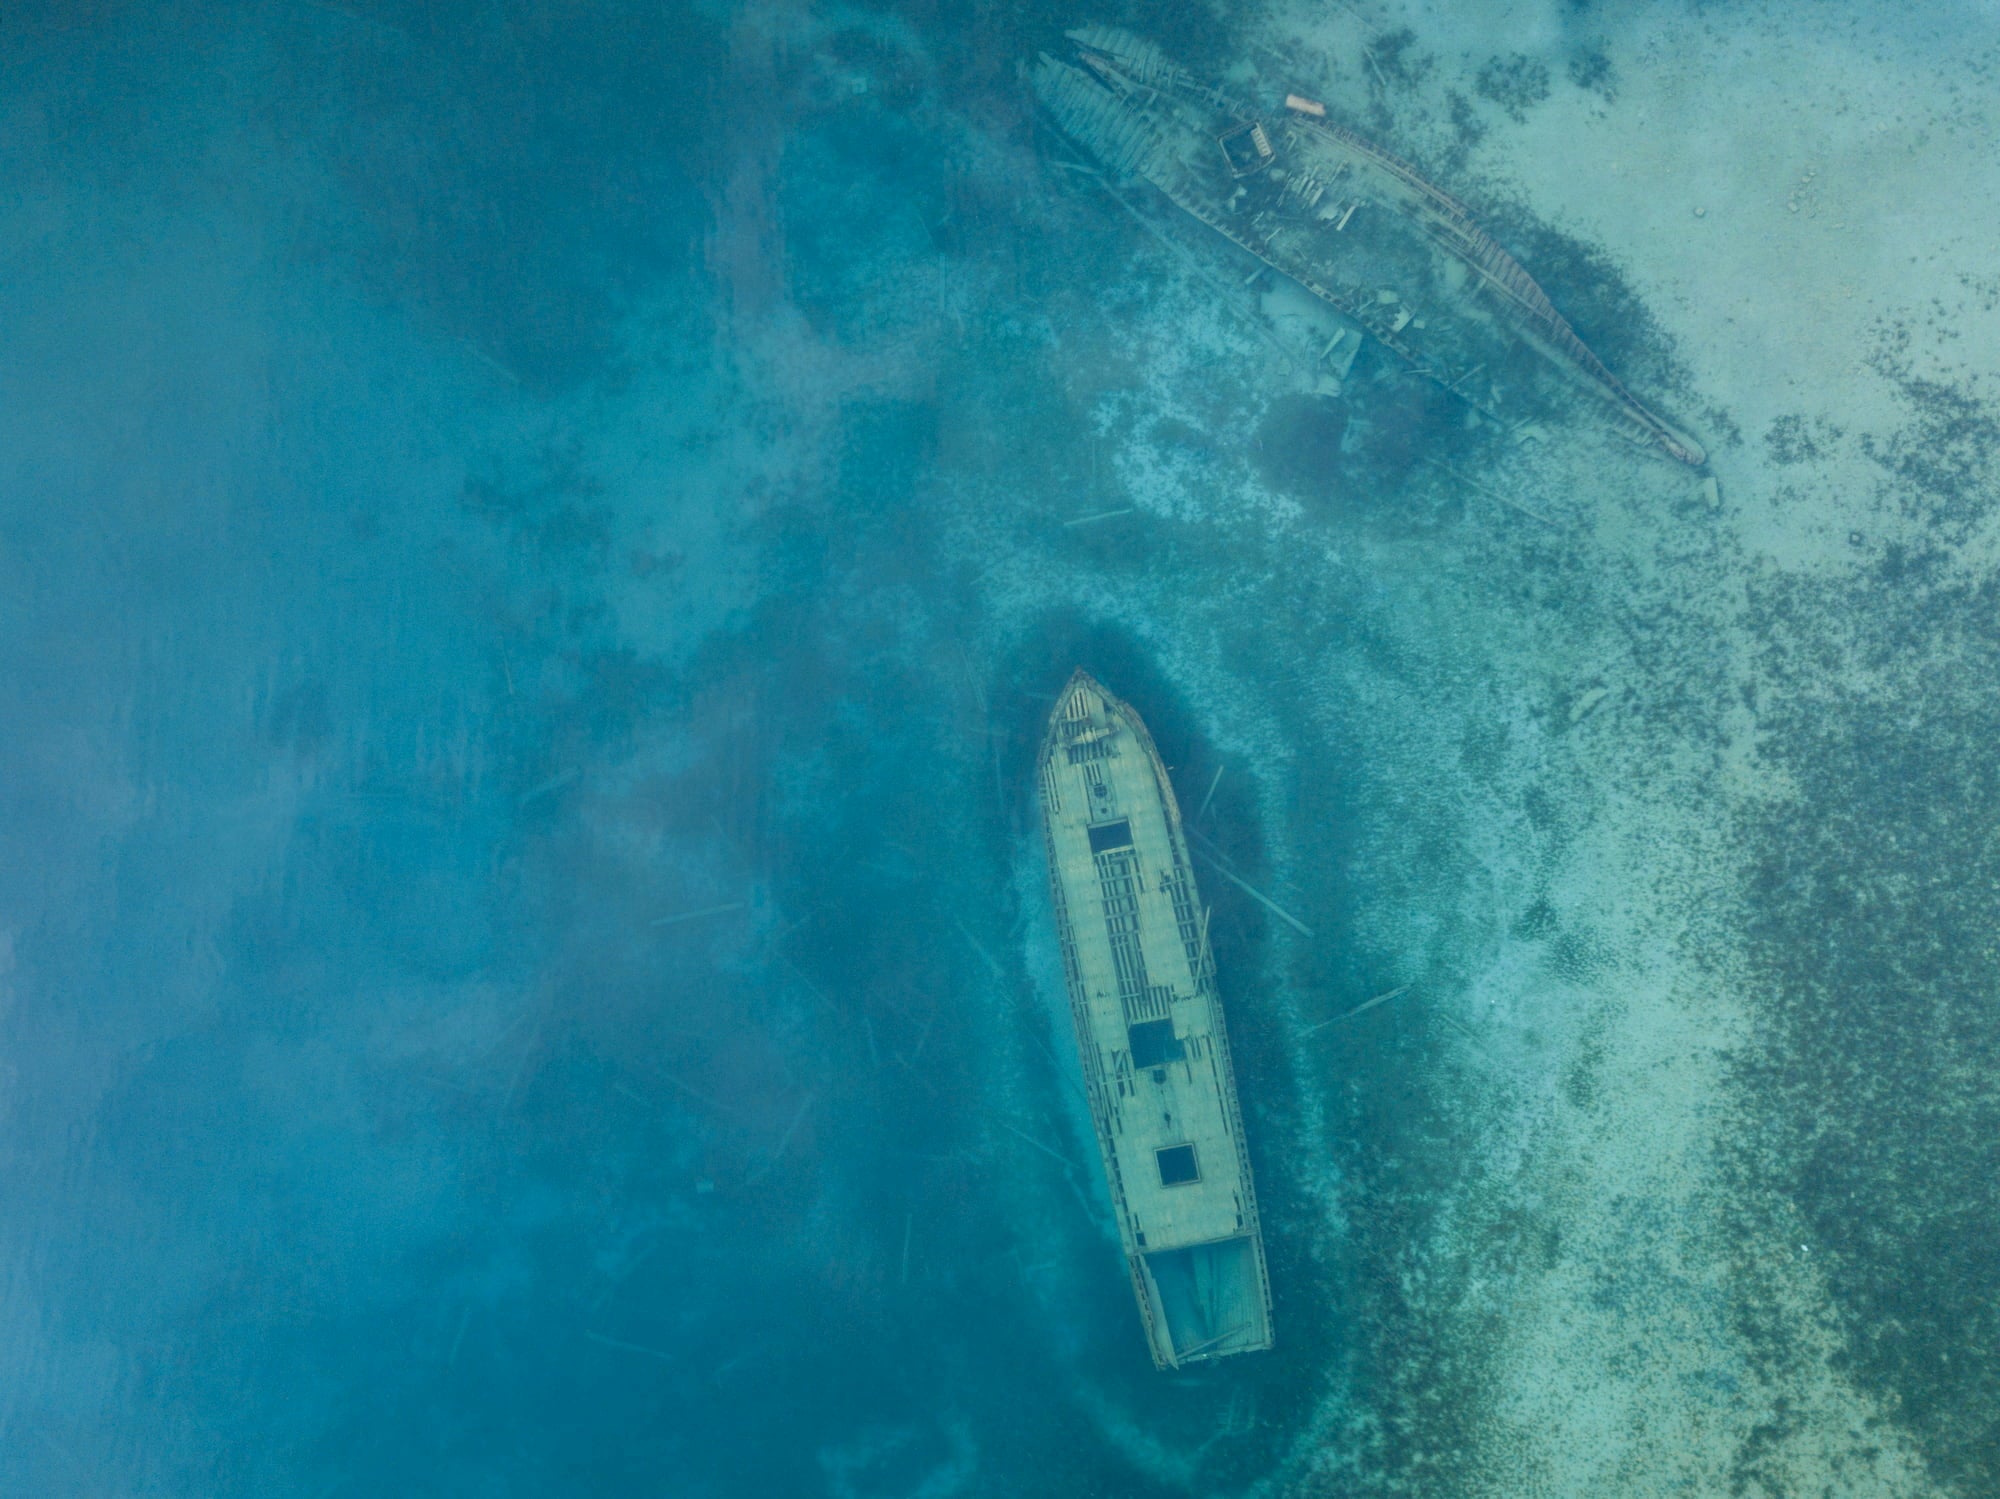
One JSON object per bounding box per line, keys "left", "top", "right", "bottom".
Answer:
{"left": 1038, "top": 670, "right": 1274, "bottom": 1369}
{"left": 1035, "top": 26, "right": 1705, "bottom": 466}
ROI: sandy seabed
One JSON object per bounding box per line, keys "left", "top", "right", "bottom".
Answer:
{"left": 1120, "top": 3, "right": 1990, "bottom": 1493}
{"left": 946, "top": 1, "right": 1999, "bottom": 1492}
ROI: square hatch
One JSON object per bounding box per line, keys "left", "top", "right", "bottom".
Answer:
{"left": 1088, "top": 818, "right": 1133, "bottom": 854}
{"left": 1128, "top": 1018, "right": 1185, "bottom": 1069}
{"left": 1218, "top": 120, "right": 1274, "bottom": 176}
{"left": 1155, "top": 1143, "right": 1201, "bottom": 1187}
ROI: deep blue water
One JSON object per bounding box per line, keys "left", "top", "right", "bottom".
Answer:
{"left": 8, "top": 2, "right": 2000, "bottom": 1495}
{"left": 2, "top": 6, "right": 1299, "bottom": 1492}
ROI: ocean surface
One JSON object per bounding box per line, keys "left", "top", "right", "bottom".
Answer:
{"left": 4, "top": 1, "right": 1998, "bottom": 1494}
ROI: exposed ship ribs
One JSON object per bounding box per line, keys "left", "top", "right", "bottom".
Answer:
{"left": 1033, "top": 54, "right": 1167, "bottom": 178}
{"left": 1296, "top": 115, "right": 1697, "bottom": 462}
{"left": 1066, "top": 23, "right": 1184, "bottom": 91}
{"left": 1033, "top": 28, "right": 1705, "bottom": 467}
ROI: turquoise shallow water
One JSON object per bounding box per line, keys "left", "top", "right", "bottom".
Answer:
{"left": 5, "top": 2, "right": 1999, "bottom": 1494}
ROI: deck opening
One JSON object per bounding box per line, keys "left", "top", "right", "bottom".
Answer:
{"left": 1088, "top": 818, "right": 1133, "bottom": 854}
{"left": 1128, "top": 1018, "right": 1184, "bottom": 1069}
{"left": 1144, "top": 1237, "right": 1269, "bottom": 1362}
{"left": 1155, "top": 1143, "right": 1201, "bottom": 1186}
{"left": 1218, "top": 120, "right": 1275, "bottom": 176}
{"left": 1066, "top": 736, "right": 1116, "bottom": 765}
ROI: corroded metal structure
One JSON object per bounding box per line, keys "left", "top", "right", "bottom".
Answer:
{"left": 1034, "top": 27, "right": 1704, "bottom": 465}
{"left": 1038, "top": 670, "right": 1273, "bottom": 1369}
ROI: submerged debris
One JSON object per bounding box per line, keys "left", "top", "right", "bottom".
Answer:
{"left": 1033, "top": 26, "right": 1705, "bottom": 466}
{"left": 1302, "top": 983, "right": 1414, "bottom": 1033}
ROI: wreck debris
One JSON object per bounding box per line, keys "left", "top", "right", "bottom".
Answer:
{"left": 1033, "top": 27, "right": 1706, "bottom": 466}
{"left": 1302, "top": 983, "right": 1414, "bottom": 1034}
{"left": 1422, "top": 457, "right": 1562, "bottom": 527}
{"left": 1063, "top": 507, "right": 1135, "bottom": 528}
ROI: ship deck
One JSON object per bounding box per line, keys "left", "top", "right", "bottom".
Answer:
{"left": 1038, "top": 670, "right": 1273, "bottom": 1368}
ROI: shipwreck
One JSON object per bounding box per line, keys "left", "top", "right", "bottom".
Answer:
{"left": 1034, "top": 26, "right": 1705, "bottom": 466}
{"left": 1038, "top": 670, "right": 1274, "bottom": 1369}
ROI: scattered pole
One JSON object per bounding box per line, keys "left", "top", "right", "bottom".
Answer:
{"left": 1301, "top": 984, "right": 1412, "bottom": 1034}
{"left": 649, "top": 901, "right": 745, "bottom": 927}
{"left": 1196, "top": 763, "right": 1225, "bottom": 822}
{"left": 997, "top": 1119, "right": 1074, "bottom": 1169}
{"left": 1437, "top": 1011, "right": 1504, "bottom": 1067}
{"left": 777, "top": 954, "right": 840, "bottom": 1015}
{"left": 584, "top": 1330, "right": 675, "bottom": 1364}
{"left": 769, "top": 1093, "right": 815, "bottom": 1163}
{"left": 651, "top": 1069, "right": 743, "bottom": 1121}
{"left": 519, "top": 767, "right": 579, "bottom": 806}
{"left": 1422, "top": 457, "right": 1560, "bottom": 529}
{"left": 1063, "top": 507, "right": 1134, "bottom": 528}
{"left": 1195, "top": 851, "right": 1314, "bottom": 937}
{"left": 954, "top": 918, "right": 1007, "bottom": 979}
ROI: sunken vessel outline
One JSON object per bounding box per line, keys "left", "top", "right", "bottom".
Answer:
{"left": 1037, "top": 669, "right": 1274, "bottom": 1369}
{"left": 1034, "top": 26, "right": 1705, "bottom": 466}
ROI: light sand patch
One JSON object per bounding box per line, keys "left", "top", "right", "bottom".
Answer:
{"left": 1453, "top": 2, "right": 1997, "bottom": 572}
{"left": 1210, "top": 3, "right": 1998, "bottom": 1487}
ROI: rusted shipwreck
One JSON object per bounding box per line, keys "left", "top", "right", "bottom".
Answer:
{"left": 1034, "top": 27, "right": 1704, "bottom": 466}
